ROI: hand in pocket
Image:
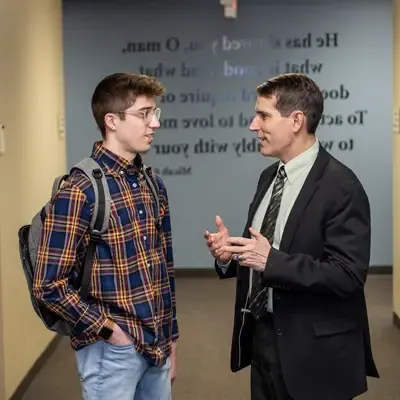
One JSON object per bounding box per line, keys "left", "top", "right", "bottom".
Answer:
{"left": 108, "top": 324, "right": 134, "bottom": 346}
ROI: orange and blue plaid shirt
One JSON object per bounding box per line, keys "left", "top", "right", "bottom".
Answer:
{"left": 33, "top": 141, "right": 178, "bottom": 366}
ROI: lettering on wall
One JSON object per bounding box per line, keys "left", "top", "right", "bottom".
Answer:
{"left": 117, "top": 32, "right": 369, "bottom": 176}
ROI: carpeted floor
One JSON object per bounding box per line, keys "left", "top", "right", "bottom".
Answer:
{"left": 21, "top": 274, "right": 400, "bottom": 400}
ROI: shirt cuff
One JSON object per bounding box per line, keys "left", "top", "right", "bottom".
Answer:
{"left": 216, "top": 258, "right": 232, "bottom": 267}
{"left": 73, "top": 305, "right": 109, "bottom": 336}
{"left": 172, "top": 317, "right": 179, "bottom": 341}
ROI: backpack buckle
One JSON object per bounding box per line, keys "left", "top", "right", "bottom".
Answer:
{"left": 92, "top": 169, "right": 102, "bottom": 179}
{"left": 90, "top": 229, "right": 102, "bottom": 243}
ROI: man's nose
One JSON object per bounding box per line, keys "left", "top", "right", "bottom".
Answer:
{"left": 249, "top": 116, "right": 258, "bottom": 131}
{"left": 149, "top": 115, "right": 160, "bottom": 129}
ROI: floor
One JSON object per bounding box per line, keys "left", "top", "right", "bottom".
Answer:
{"left": 20, "top": 274, "right": 400, "bottom": 400}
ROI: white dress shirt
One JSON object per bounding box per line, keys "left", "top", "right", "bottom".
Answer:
{"left": 219, "top": 139, "right": 319, "bottom": 312}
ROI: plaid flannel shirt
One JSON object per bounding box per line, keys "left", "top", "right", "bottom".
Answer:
{"left": 33, "top": 141, "right": 178, "bottom": 366}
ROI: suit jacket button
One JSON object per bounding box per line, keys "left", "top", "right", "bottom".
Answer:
{"left": 276, "top": 329, "right": 283, "bottom": 336}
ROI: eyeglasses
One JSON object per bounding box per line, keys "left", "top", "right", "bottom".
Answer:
{"left": 118, "top": 108, "right": 161, "bottom": 124}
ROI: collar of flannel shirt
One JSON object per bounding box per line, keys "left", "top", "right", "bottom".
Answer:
{"left": 91, "top": 141, "right": 148, "bottom": 177}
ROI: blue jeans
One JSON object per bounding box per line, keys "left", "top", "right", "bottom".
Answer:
{"left": 75, "top": 340, "right": 171, "bottom": 400}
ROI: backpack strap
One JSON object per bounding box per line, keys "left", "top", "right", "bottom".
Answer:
{"left": 72, "top": 158, "right": 111, "bottom": 235}
{"left": 71, "top": 157, "right": 111, "bottom": 301}
{"left": 143, "top": 165, "right": 161, "bottom": 231}
{"left": 51, "top": 174, "right": 69, "bottom": 197}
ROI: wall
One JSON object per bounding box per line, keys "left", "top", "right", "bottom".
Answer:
{"left": 0, "top": 0, "right": 66, "bottom": 398}
{"left": 63, "top": 0, "right": 393, "bottom": 268}
{"left": 0, "top": 3, "right": 8, "bottom": 397}
{"left": 394, "top": 0, "right": 400, "bottom": 324}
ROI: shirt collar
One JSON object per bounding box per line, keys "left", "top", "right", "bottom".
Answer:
{"left": 91, "top": 141, "right": 144, "bottom": 176}
{"left": 279, "top": 139, "right": 319, "bottom": 185}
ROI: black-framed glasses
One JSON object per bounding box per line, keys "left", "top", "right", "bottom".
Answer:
{"left": 118, "top": 108, "right": 161, "bottom": 124}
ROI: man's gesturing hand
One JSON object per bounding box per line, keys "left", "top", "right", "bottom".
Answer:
{"left": 221, "top": 227, "right": 272, "bottom": 272}
{"left": 204, "top": 215, "right": 232, "bottom": 264}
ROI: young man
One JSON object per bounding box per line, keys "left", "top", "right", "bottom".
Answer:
{"left": 205, "top": 73, "right": 378, "bottom": 400}
{"left": 33, "top": 73, "right": 178, "bottom": 400}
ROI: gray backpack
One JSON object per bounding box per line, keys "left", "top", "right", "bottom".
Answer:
{"left": 17, "top": 157, "right": 159, "bottom": 336}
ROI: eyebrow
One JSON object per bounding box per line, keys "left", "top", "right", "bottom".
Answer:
{"left": 137, "top": 106, "right": 154, "bottom": 111}
{"left": 255, "top": 109, "right": 272, "bottom": 117}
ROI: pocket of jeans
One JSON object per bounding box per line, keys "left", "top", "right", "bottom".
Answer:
{"left": 106, "top": 341, "right": 135, "bottom": 351}
{"left": 76, "top": 347, "right": 90, "bottom": 381}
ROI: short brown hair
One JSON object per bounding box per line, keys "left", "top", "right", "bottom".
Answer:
{"left": 91, "top": 73, "right": 166, "bottom": 137}
{"left": 256, "top": 73, "right": 324, "bottom": 134}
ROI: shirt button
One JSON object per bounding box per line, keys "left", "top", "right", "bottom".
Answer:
{"left": 276, "top": 329, "right": 283, "bottom": 336}
{"left": 132, "top": 183, "right": 137, "bottom": 188}
{"left": 139, "top": 210, "right": 143, "bottom": 215}
{"left": 143, "top": 236, "right": 147, "bottom": 241}
{"left": 119, "top": 170, "right": 124, "bottom": 176}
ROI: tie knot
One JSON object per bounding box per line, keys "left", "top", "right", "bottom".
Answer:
{"left": 278, "top": 166, "right": 287, "bottom": 180}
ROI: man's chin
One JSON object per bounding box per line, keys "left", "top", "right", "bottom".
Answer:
{"left": 133, "top": 144, "right": 152, "bottom": 154}
{"left": 260, "top": 147, "right": 274, "bottom": 157}
{"left": 140, "top": 145, "right": 152, "bottom": 153}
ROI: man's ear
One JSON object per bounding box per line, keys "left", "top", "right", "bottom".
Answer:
{"left": 291, "top": 111, "right": 305, "bottom": 133}
{"left": 104, "top": 113, "right": 117, "bottom": 131}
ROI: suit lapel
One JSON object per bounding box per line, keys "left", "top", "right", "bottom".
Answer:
{"left": 279, "top": 146, "right": 330, "bottom": 253}
{"left": 244, "top": 163, "right": 278, "bottom": 238}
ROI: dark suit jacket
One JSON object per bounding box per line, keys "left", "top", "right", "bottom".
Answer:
{"left": 215, "top": 146, "right": 379, "bottom": 400}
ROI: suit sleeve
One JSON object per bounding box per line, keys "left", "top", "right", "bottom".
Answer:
{"left": 215, "top": 258, "right": 238, "bottom": 279}
{"left": 263, "top": 180, "right": 370, "bottom": 297}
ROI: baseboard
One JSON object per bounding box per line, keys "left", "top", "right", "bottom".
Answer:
{"left": 175, "top": 266, "right": 393, "bottom": 277}
{"left": 10, "top": 334, "right": 62, "bottom": 400}
{"left": 368, "top": 266, "right": 392, "bottom": 274}
{"left": 394, "top": 312, "right": 400, "bottom": 330}
{"left": 175, "top": 268, "right": 216, "bottom": 278}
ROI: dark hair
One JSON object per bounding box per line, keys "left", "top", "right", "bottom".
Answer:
{"left": 91, "top": 73, "right": 166, "bottom": 137}
{"left": 256, "top": 73, "right": 324, "bottom": 134}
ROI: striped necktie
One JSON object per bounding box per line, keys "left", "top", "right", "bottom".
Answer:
{"left": 248, "top": 165, "right": 287, "bottom": 320}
